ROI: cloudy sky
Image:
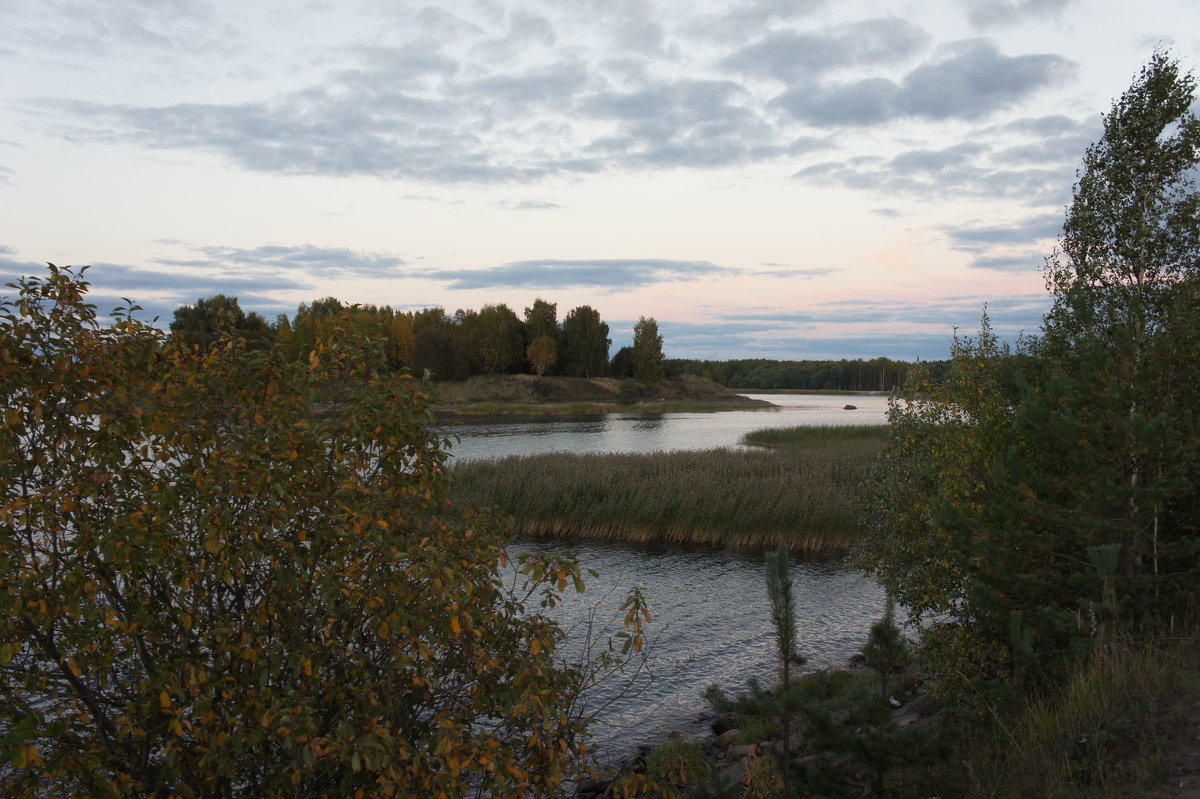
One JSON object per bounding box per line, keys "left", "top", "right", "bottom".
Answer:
{"left": 2, "top": 0, "right": 1196, "bottom": 360}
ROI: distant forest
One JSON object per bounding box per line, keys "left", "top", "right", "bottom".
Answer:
{"left": 667, "top": 357, "right": 950, "bottom": 392}
{"left": 169, "top": 293, "right": 944, "bottom": 389}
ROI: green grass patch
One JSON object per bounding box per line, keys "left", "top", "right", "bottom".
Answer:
{"left": 451, "top": 436, "right": 880, "bottom": 551}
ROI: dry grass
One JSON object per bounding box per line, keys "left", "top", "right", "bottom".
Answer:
{"left": 450, "top": 426, "right": 884, "bottom": 551}
{"left": 946, "top": 623, "right": 1200, "bottom": 798}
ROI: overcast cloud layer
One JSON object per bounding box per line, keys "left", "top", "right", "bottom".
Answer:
{"left": 1, "top": 0, "right": 1196, "bottom": 359}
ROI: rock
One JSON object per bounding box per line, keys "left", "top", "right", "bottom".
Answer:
{"left": 729, "top": 744, "right": 758, "bottom": 759}
{"left": 716, "top": 728, "right": 740, "bottom": 747}
{"left": 576, "top": 777, "right": 611, "bottom": 798}
{"left": 719, "top": 759, "right": 747, "bottom": 786}
{"left": 843, "top": 404, "right": 857, "bottom": 410}
{"left": 711, "top": 716, "right": 737, "bottom": 735}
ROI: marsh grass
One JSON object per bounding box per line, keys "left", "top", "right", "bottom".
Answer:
{"left": 949, "top": 624, "right": 1200, "bottom": 798}
{"left": 451, "top": 426, "right": 884, "bottom": 550}
{"left": 743, "top": 424, "right": 887, "bottom": 454}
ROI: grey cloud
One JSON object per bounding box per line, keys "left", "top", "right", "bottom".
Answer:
{"left": 83, "top": 291, "right": 296, "bottom": 326}
{"left": 983, "top": 113, "right": 1095, "bottom": 138}
{"left": 463, "top": 62, "right": 592, "bottom": 112}
{"left": 85, "top": 262, "right": 310, "bottom": 295}
{"left": 582, "top": 78, "right": 789, "bottom": 168}
{"left": 497, "top": 199, "right": 562, "bottom": 210}
{"left": 351, "top": 44, "right": 460, "bottom": 87}
{"left": 700, "top": 0, "right": 826, "bottom": 39}
{"left": 0, "top": 165, "right": 12, "bottom": 184}
{"left": 653, "top": 319, "right": 965, "bottom": 361}
{"left": 0, "top": 257, "right": 307, "bottom": 322}
{"left": 506, "top": 10, "right": 556, "bottom": 47}
{"left": 425, "top": 258, "right": 733, "bottom": 290}
{"left": 775, "top": 40, "right": 1072, "bottom": 126}
{"left": 795, "top": 140, "right": 1075, "bottom": 205}
{"left": 890, "top": 142, "right": 989, "bottom": 173}
{"left": 722, "top": 18, "right": 929, "bottom": 82}
{"left": 968, "top": 253, "right": 1046, "bottom": 272}
{"left": 718, "top": 293, "right": 1049, "bottom": 331}
{"left": 40, "top": 64, "right": 785, "bottom": 180}
{"left": 775, "top": 77, "right": 899, "bottom": 126}
{"left": 12, "top": 0, "right": 240, "bottom": 60}
{"left": 940, "top": 210, "right": 1062, "bottom": 272}
{"left": 946, "top": 213, "right": 1062, "bottom": 250}
{"left": 0, "top": 256, "right": 52, "bottom": 292}
{"left": 902, "top": 40, "right": 1073, "bottom": 120}
{"left": 155, "top": 244, "right": 407, "bottom": 279}
{"left": 745, "top": 267, "right": 837, "bottom": 279}
{"left": 967, "top": 0, "right": 1072, "bottom": 29}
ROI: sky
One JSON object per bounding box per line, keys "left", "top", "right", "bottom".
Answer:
{"left": 2, "top": 0, "right": 1197, "bottom": 361}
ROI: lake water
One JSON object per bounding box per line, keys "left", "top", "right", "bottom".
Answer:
{"left": 443, "top": 392, "right": 889, "bottom": 461}
{"left": 517, "top": 539, "right": 886, "bottom": 763}
{"left": 442, "top": 393, "right": 892, "bottom": 763}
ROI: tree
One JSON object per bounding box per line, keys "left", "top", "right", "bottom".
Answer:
{"left": 411, "top": 307, "right": 469, "bottom": 380}
{"left": 0, "top": 265, "right": 636, "bottom": 796}
{"left": 865, "top": 52, "right": 1200, "bottom": 704}
{"left": 466, "top": 304, "right": 525, "bottom": 375}
{"left": 1043, "top": 49, "right": 1200, "bottom": 591}
{"left": 632, "top": 316, "right": 664, "bottom": 385}
{"left": 609, "top": 346, "right": 634, "bottom": 379}
{"left": 560, "top": 306, "right": 610, "bottom": 378}
{"left": 527, "top": 335, "right": 557, "bottom": 377}
{"left": 170, "top": 294, "right": 272, "bottom": 351}
{"left": 764, "top": 546, "right": 803, "bottom": 799}
{"left": 523, "top": 298, "right": 558, "bottom": 344}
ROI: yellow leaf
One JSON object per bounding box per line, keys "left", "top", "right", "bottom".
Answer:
{"left": 529, "top": 638, "right": 541, "bottom": 656}
{"left": 449, "top": 617, "right": 461, "bottom": 635}
{"left": 159, "top": 690, "right": 171, "bottom": 711}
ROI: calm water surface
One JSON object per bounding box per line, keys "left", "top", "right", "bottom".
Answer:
{"left": 446, "top": 394, "right": 891, "bottom": 760}
{"left": 445, "top": 392, "right": 888, "bottom": 461}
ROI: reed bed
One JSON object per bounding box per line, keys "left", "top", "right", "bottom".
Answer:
{"left": 451, "top": 433, "right": 881, "bottom": 551}
{"left": 742, "top": 424, "right": 888, "bottom": 453}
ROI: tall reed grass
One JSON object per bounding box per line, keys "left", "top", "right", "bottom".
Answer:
{"left": 451, "top": 426, "right": 885, "bottom": 550}
{"left": 743, "top": 424, "right": 887, "bottom": 453}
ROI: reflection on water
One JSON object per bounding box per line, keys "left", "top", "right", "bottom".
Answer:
{"left": 516, "top": 539, "right": 886, "bottom": 761}
{"left": 446, "top": 393, "right": 888, "bottom": 461}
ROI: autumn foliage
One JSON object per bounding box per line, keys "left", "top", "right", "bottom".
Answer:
{"left": 0, "top": 265, "right": 612, "bottom": 796}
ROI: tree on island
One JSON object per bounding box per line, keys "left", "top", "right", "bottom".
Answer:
{"left": 170, "top": 293, "right": 272, "bottom": 352}
{"left": 632, "top": 316, "right": 664, "bottom": 385}
{"left": 560, "top": 305, "right": 610, "bottom": 377}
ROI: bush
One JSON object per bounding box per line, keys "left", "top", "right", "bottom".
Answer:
{"left": 0, "top": 265, "right": 611, "bottom": 796}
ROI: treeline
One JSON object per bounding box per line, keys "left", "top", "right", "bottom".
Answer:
{"left": 667, "top": 357, "right": 950, "bottom": 391}
{"left": 170, "top": 295, "right": 668, "bottom": 383}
